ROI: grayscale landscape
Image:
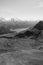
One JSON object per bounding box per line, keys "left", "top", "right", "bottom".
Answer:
{"left": 0, "top": 19, "right": 43, "bottom": 65}
{"left": 0, "top": 0, "right": 43, "bottom": 65}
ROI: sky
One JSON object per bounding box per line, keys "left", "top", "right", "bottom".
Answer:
{"left": 0, "top": 0, "right": 43, "bottom": 20}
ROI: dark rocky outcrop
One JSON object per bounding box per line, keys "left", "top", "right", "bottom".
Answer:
{"left": 15, "top": 32, "right": 26, "bottom": 38}
{"left": 15, "top": 21, "right": 42, "bottom": 39}
{"left": 31, "top": 21, "right": 43, "bottom": 39}
{"left": 30, "top": 28, "right": 41, "bottom": 39}
{"left": 23, "top": 30, "right": 34, "bottom": 37}
{"left": 15, "top": 30, "right": 34, "bottom": 38}
{"left": 33, "top": 21, "right": 43, "bottom": 30}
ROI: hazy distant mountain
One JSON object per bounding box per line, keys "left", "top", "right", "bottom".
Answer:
{"left": 0, "top": 17, "right": 7, "bottom": 22}
{"left": 0, "top": 17, "right": 37, "bottom": 29}
{"left": 0, "top": 17, "right": 39, "bottom": 36}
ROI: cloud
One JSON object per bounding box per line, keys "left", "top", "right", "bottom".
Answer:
{"left": 38, "top": 1, "right": 43, "bottom": 7}
{"left": 33, "top": 0, "right": 43, "bottom": 8}
{"left": 36, "top": 0, "right": 43, "bottom": 7}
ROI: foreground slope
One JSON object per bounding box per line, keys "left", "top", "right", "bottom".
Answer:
{"left": 0, "top": 20, "right": 43, "bottom": 65}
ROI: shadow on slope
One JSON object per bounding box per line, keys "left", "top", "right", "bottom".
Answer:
{"left": 33, "top": 21, "right": 43, "bottom": 30}
{"left": 15, "top": 28, "right": 41, "bottom": 39}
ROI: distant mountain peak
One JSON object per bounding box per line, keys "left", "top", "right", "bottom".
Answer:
{"left": 0, "top": 17, "right": 7, "bottom": 22}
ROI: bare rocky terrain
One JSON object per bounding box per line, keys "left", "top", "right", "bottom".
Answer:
{"left": 0, "top": 20, "right": 43, "bottom": 65}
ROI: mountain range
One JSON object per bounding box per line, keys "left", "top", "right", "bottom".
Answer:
{"left": 0, "top": 18, "right": 37, "bottom": 34}
{"left": 0, "top": 18, "right": 43, "bottom": 40}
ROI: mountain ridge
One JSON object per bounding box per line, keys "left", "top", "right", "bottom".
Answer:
{"left": 15, "top": 21, "right": 43, "bottom": 39}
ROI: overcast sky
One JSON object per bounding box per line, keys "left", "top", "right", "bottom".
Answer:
{"left": 0, "top": 0, "right": 43, "bottom": 20}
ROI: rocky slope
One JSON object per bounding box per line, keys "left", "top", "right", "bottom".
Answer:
{"left": 0, "top": 20, "right": 43, "bottom": 65}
